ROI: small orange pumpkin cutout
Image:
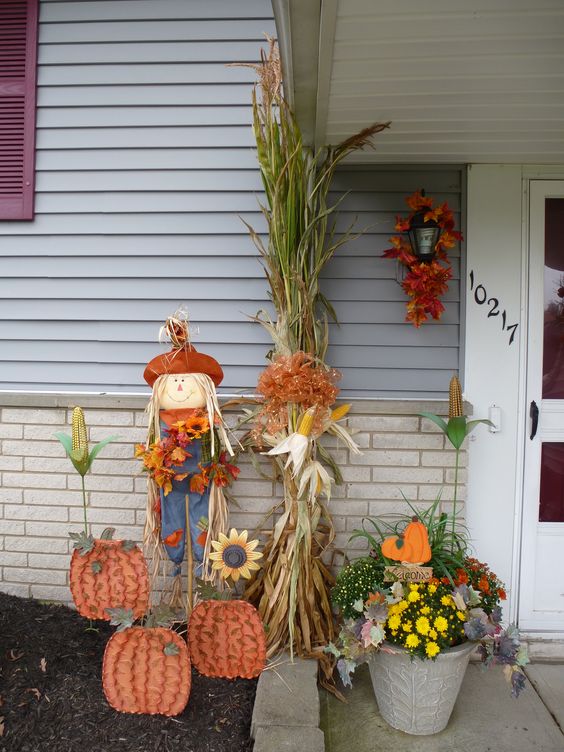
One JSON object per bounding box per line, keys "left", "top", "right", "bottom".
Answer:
{"left": 381, "top": 534, "right": 413, "bottom": 562}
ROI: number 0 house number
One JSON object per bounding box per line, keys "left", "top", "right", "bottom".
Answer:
{"left": 469, "top": 270, "right": 519, "bottom": 345}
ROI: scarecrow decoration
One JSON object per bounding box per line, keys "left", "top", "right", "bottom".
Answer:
{"left": 137, "top": 310, "right": 239, "bottom": 612}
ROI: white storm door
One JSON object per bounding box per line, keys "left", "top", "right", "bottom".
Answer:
{"left": 520, "top": 180, "right": 564, "bottom": 632}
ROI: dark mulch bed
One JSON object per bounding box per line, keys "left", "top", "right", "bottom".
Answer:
{"left": 0, "top": 592, "right": 257, "bottom": 752}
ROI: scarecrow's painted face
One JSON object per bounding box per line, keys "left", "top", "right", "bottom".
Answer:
{"left": 159, "top": 373, "right": 206, "bottom": 410}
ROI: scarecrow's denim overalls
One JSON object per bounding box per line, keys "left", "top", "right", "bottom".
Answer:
{"left": 159, "top": 418, "right": 212, "bottom": 574}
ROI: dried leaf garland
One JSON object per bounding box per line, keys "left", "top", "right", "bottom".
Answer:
{"left": 384, "top": 190, "right": 463, "bottom": 327}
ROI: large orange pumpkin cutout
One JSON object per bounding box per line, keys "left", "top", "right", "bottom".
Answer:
{"left": 403, "top": 516, "right": 432, "bottom": 563}
{"left": 102, "top": 627, "right": 190, "bottom": 716}
{"left": 189, "top": 599, "right": 266, "bottom": 679}
{"left": 69, "top": 537, "right": 149, "bottom": 621}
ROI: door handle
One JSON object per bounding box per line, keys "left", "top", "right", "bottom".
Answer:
{"left": 530, "top": 400, "right": 539, "bottom": 440}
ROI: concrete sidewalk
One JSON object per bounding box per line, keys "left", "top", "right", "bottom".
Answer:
{"left": 320, "top": 663, "right": 564, "bottom": 752}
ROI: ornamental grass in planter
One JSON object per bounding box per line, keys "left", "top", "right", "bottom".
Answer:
{"left": 329, "top": 379, "right": 528, "bottom": 735}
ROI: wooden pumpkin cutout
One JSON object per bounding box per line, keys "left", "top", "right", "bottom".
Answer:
{"left": 403, "top": 516, "right": 432, "bottom": 563}
{"left": 381, "top": 517, "right": 431, "bottom": 565}
{"left": 381, "top": 534, "right": 413, "bottom": 563}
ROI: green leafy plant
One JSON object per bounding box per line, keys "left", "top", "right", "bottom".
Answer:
{"left": 54, "top": 406, "right": 117, "bottom": 535}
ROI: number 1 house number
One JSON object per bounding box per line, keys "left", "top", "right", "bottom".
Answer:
{"left": 469, "top": 270, "right": 519, "bottom": 345}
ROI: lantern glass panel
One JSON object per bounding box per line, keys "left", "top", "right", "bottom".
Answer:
{"left": 408, "top": 226, "right": 440, "bottom": 258}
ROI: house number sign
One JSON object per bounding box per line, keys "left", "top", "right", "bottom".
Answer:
{"left": 469, "top": 270, "right": 519, "bottom": 345}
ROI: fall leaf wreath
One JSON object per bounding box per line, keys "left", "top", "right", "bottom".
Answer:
{"left": 384, "top": 190, "right": 463, "bottom": 327}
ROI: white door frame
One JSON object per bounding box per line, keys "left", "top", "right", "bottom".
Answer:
{"left": 512, "top": 171, "right": 564, "bottom": 638}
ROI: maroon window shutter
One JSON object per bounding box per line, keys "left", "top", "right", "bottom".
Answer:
{"left": 0, "top": 0, "right": 38, "bottom": 220}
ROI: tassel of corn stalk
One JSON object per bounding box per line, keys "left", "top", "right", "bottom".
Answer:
{"left": 449, "top": 376, "right": 463, "bottom": 418}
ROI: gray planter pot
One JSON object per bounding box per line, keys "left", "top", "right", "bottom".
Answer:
{"left": 368, "top": 641, "right": 475, "bottom": 735}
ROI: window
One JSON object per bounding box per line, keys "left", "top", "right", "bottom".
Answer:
{"left": 0, "top": 0, "right": 38, "bottom": 220}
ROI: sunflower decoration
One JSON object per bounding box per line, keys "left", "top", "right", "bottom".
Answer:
{"left": 209, "top": 529, "right": 262, "bottom": 582}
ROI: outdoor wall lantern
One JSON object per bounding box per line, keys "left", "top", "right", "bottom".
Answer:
{"left": 384, "top": 189, "right": 462, "bottom": 326}
{"left": 405, "top": 189, "right": 441, "bottom": 261}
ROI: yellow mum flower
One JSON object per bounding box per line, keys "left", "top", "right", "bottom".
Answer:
{"left": 428, "top": 583, "right": 437, "bottom": 593}
{"left": 398, "top": 600, "right": 409, "bottom": 611}
{"left": 209, "top": 528, "right": 262, "bottom": 582}
{"left": 407, "top": 590, "right": 420, "bottom": 602}
{"left": 388, "top": 614, "right": 401, "bottom": 631}
{"left": 434, "top": 616, "right": 449, "bottom": 633}
{"left": 402, "top": 621, "right": 413, "bottom": 633}
{"left": 405, "top": 633, "right": 420, "bottom": 649}
{"left": 426, "top": 641, "right": 440, "bottom": 658}
{"left": 421, "top": 606, "right": 431, "bottom": 615}
{"left": 409, "top": 583, "right": 420, "bottom": 591}
{"left": 416, "top": 616, "right": 430, "bottom": 635}
{"left": 429, "top": 629, "right": 438, "bottom": 639}
{"left": 441, "top": 595, "right": 453, "bottom": 607}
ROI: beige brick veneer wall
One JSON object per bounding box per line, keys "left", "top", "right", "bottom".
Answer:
{"left": 0, "top": 395, "right": 466, "bottom": 605}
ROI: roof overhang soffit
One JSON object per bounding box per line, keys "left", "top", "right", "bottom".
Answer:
{"left": 272, "top": 0, "right": 335, "bottom": 148}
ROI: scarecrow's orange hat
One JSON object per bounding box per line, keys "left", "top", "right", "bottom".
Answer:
{"left": 143, "top": 313, "right": 223, "bottom": 388}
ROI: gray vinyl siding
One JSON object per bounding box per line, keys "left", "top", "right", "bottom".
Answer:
{"left": 323, "top": 165, "right": 464, "bottom": 398}
{"left": 0, "top": 1, "right": 463, "bottom": 399}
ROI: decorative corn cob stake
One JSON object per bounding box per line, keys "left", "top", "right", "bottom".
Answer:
{"left": 448, "top": 376, "right": 464, "bottom": 547}
{"left": 72, "top": 407, "right": 90, "bottom": 534}
{"left": 56, "top": 406, "right": 118, "bottom": 535}
{"left": 449, "top": 376, "right": 463, "bottom": 419}
{"left": 421, "top": 378, "right": 493, "bottom": 554}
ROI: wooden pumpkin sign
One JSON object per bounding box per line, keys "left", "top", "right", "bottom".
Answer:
{"left": 382, "top": 517, "right": 433, "bottom": 583}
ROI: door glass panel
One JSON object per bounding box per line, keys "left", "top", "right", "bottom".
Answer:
{"left": 539, "top": 442, "right": 564, "bottom": 522}
{"left": 542, "top": 198, "right": 564, "bottom": 399}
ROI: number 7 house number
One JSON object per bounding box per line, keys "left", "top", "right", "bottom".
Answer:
{"left": 469, "top": 270, "right": 519, "bottom": 345}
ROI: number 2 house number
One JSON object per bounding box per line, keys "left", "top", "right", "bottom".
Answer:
{"left": 469, "top": 270, "right": 519, "bottom": 345}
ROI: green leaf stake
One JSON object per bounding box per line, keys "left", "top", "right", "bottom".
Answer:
{"left": 420, "top": 377, "right": 493, "bottom": 551}
{"left": 54, "top": 407, "right": 118, "bottom": 536}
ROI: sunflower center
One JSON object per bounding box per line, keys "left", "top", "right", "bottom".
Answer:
{"left": 222, "top": 544, "right": 247, "bottom": 568}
